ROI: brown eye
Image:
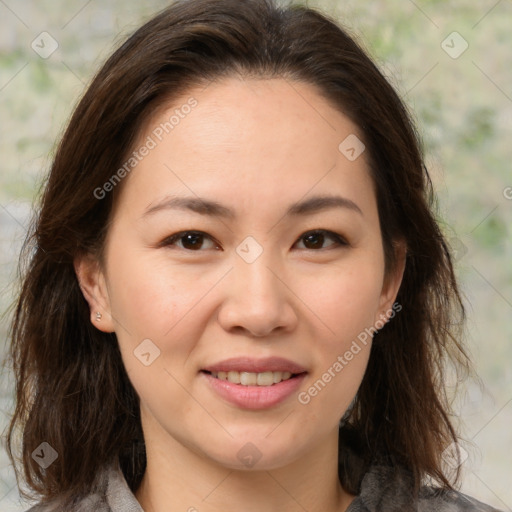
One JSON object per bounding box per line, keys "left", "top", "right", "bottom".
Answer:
{"left": 161, "top": 231, "right": 218, "bottom": 251}
{"left": 295, "top": 230, "right": 348, "bottom": 250}
{"left": 160, "top": 229, "right": 347, "bottom": 252}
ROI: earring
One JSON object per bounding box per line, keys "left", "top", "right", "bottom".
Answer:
{"left": 95, "top": 312, "right": 102, "bottom": 321}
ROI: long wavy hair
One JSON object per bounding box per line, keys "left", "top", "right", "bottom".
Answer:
{"left": 3, "top": 0, "right": 471, "bottom": 508}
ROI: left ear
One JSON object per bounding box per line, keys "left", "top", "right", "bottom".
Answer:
{"left": 374, "top": 239, "right": 407, "bottom": 325}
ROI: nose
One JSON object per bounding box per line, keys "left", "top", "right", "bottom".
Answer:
{"left": 216, "top": 250, "right": 298, "bottom": 338}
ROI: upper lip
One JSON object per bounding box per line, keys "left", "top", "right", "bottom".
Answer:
{"left": 202, "top": 357, "right": 307, "bottom": 374}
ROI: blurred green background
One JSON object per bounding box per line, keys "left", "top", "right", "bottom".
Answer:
{"left": 0, "top": 1, "right": 511, "bottom": 510}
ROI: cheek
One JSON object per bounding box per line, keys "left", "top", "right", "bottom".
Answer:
{"left": 107, "top": 253, "right": 204, "bottom": 409}
{"left": 107, "top": 250, "right": 212, "bottom": 338}
{"left": 305, "top": 260, "right": 384, "bottom": 346}
{"left": 299, "top": 270, "right": 378, "bottom": 419}
{"left": 106, "top": 250, "right": 224, "bottom": 391}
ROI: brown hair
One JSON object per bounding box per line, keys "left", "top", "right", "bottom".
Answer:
{"left": 3, "top": 0, "right": 471, "bottom": 507}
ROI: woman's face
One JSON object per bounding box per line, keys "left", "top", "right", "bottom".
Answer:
{"left": 78, "top": 77, "right": 404, "bottom": 471}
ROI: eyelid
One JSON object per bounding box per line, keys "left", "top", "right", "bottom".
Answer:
{"left": 159, "top": 230, "right": 220, "bottom": 250}
{"left": 159, "top": 229, "right": 349, "bottom": 251}
{"left": 295, "top": 229, "right": 349, "bottom": 250}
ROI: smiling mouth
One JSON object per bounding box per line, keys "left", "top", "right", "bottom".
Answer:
{"left": 201, "top": 370, "right": 305, "bottom": 386}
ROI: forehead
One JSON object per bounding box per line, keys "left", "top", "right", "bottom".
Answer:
{"left": 159, "top": 77, "right": 360, "bottom": 152}
{"left": 114, "top": 77, "right": 375, "bottom": 220}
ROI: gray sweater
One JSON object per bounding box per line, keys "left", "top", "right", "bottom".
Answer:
{"left": 25, "top": 461, "right": 503, "bottom": 512}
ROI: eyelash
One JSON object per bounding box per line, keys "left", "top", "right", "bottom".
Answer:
{"left": 159, "top": 229, "right": 349, "bottom": 252}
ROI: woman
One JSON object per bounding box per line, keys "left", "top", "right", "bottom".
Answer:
{"left": 4, "top": 0, "right": 502, "bottom": 510}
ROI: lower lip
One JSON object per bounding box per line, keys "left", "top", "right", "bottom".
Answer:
{"left": 200, "top": 371, "right": 307, "bottom": 410}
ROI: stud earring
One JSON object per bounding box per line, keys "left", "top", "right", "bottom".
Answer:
{"left": 95, "top": 312, "right": 102, "bottom": 321}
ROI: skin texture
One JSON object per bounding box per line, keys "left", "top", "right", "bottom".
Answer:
{"left": 75, "top": 77, "right": 406, "bottom": 512}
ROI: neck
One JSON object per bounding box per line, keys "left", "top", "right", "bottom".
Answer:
{"left": 134, "top": 423, "right": 355, "bottom": 512}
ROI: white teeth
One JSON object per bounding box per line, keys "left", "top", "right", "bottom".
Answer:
{"left": 210, "top": 370, "right": 295, "bottom": 386}
{"left": 227, "top": 371, "right": 240, "bottom": 384}
{"left": 240, "top": 372, "right": 257, "bottom": 386}
{"left": 256, "top": 372, "right": 274, "bottom": 386}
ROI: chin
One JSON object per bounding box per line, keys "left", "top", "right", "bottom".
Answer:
{"left": 199, "top": 436, "right": 302, "bottom": 472}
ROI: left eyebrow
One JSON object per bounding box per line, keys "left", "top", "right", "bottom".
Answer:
{"left": 286, "top": 194, "right": 363, "bottom": 217}
{"left": 142, "top": 194, "right": 363, "bottom": 219}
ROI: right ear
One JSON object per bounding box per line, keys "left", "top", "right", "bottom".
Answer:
{"left": 74, "top": 253, "right": 115, "bottom": 333}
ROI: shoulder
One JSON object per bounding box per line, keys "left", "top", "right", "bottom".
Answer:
{"left": 348, "top": 465, "right": 503, "bottom": 512}
{"left": 22, "top": 466, "right": 112, "bottom": 512}
{"left": 23, "top": 493, "right": 109, "bottom": 512}
{"left": 23, "top": 494, "right": 109, "bottom": 512}
{"left": 418, "top": 486, "right": 503, "bottom": 512}
{"left": 23, "top": 461, "right": 142, "bottom": 512}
